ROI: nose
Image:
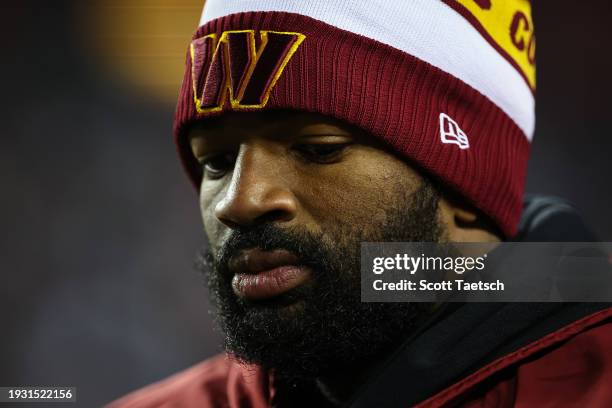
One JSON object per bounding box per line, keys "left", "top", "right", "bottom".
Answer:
{"left": 214, "top": 144, "right": 298, "bottom": 228}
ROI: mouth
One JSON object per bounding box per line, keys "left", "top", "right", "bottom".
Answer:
{"left": 229, "top": 248, "right": 312, "bottom": 301}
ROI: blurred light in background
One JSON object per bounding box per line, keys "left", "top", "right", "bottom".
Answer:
{"left": 77, "top": 0, "right": 203, "bottom": 105}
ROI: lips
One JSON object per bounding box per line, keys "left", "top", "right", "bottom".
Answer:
{"left": 229, "top": 248, "right": 312, "bottom": 300}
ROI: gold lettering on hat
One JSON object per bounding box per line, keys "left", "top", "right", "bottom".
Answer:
{"left": 190, "top": 30, "right": 306, "bottom": 114}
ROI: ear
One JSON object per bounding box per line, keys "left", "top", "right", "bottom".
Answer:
{"left": 438, "top": 195, "right": 502, "bottom": 243}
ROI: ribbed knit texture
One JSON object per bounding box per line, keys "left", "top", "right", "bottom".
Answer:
{"left": 174, "top": 11, "right": 530, "bottom": 237}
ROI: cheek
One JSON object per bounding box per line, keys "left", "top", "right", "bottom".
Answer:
{"left": 199, "top": 181, "right": 226, "bottom": 249}
{"left": 297, "top": 149, "right": 422, "bottom": 230}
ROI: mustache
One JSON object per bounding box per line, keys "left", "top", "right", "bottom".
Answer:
{"left": 199, "top": 223, "right": 329, "bottom": 279}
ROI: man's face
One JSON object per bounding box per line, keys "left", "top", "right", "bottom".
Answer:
{"left": 189, "top": 111, "right": 444, "bottom": 378}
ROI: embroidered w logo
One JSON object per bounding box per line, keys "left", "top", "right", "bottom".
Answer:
{"left": 190, "top": 30, "right": 306, "bottom": 113}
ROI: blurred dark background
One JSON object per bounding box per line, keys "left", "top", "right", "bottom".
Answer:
{"left": 1, "top": 1, "right": 611, "bottom": 406}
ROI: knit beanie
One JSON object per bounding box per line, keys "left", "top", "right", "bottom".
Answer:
{"left": 174, "top": 0, "right": 536, "bottom": 238}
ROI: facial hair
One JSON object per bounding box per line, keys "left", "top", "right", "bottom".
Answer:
{"left": 196, "top": 181, "right": 443, "bottom": 381}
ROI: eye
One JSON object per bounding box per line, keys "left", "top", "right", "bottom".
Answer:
{"left": 200, "top": 153, "right": 235, "bottom": 179}
{"left": 293, "top": 143, "right": 351, "bottom": 164}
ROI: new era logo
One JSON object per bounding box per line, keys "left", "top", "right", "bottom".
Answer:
{"left": 439, "top": 113, "right": 470, "bottom": 149}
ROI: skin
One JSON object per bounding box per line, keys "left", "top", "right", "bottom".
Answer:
{"left": 189, "top": 110, "right": 500, "bottom": 247}
{"left": 188, "top": 110, "right": 501, "bottom": 402}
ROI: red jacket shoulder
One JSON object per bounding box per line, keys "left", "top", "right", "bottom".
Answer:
{"left": 514, "top": 319, "right": 612, "bottom": 406}
{"left": 420, "top": 311, "right": 612, "bottom": 407}
{"left": 105, "top": 354, "right": 271, "bottom": 408}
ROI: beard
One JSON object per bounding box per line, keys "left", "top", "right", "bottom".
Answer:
{"left": 196, "top": 181, "right": 443, "bottom": 382}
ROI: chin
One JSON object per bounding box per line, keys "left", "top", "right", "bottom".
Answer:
{"left": 241, "top": 296, "right": 308, "bottom": 318}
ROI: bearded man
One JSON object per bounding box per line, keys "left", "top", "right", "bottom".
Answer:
{"left": 108, "top": 1, "right": 612, "bottom": 407}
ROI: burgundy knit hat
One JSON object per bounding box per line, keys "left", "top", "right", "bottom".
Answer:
{"left": 174, "top": 0, "right": 536, "bottom": 237}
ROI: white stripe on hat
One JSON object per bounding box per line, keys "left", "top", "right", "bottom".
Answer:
{"left": 200, "top": 0, "right": 535, "bottom": 140}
